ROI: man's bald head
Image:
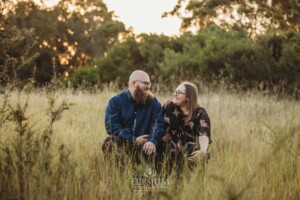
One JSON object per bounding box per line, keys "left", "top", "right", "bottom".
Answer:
{"left": 128, "top": 70, "right": 153, "bottom": 105}
{"left": 129, "top": 70, "right": 150, "bottom": 84}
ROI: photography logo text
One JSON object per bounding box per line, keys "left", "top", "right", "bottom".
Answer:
{"left": 131, "top": 168, "right": 169, "bottom": 191}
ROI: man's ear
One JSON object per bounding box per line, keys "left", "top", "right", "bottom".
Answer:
{"left": 130, "top": 81, "right": 137, "bottom": 89}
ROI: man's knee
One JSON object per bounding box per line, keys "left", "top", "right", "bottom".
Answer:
{"left": 102, "top": 135, "right": 125, "bottom": 153}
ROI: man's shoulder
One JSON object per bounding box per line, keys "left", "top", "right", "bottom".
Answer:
{"left": 109, "top": 90, "right": 129, "bottom": 100}
{"left": 151, "top": 96, "right": 159, "bottom": 103}
{"left": 150, "top": 96, "right": 164, "bottom": 107}
{"left": 107, "top": 91, "right": 130, "bottom": 107}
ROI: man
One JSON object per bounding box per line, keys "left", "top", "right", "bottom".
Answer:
{"left": 102, "top": 70, "right": 164, "bottom": 165}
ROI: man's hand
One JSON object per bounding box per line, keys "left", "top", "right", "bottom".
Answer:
{"left": 188, "top": 150, "right": 207, "bottom": 163}
{"left": 135, "top": 135, "right": 148, "bottom": 145}
{"left": 143, "top": 141, "right": 156, "bottom": 155}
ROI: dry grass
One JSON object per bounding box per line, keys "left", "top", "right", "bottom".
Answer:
{"left": 0, "top": 87, "right": 299, "bottom": 200}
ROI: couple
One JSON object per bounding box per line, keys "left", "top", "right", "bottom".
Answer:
{"left": 102, "top": 70, "right": 211, "bottom": 174}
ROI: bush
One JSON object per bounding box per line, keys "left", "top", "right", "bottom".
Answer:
{"left": 69, "top": 66, "right": 100, "bottom": 87}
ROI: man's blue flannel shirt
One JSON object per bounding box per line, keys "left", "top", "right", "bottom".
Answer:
{"left": 105, "top": 90, "right": 164, "bottom": 145}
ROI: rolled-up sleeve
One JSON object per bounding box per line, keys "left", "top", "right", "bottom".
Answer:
{"left": 197, "top": 109, "right": 211, "bottom": 144}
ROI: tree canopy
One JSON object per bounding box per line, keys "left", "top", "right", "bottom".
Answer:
{"left": 0, "top": 0, "right": 126, "bottom": 83}
{"left": 164, "top": 0, "right": 300, "bottom": 37}
{"left": 0, "top": 0, "right": 299, "bottom": 97}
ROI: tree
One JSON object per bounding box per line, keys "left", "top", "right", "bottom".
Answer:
{"left": 1, "top": 0, "right": 126, "bottom": 83}
{"left": 165, "top": 0, "right": 300, "bottom": 36}
{"left": 0, "top": 1, "right": 39, "bottom": 83}
{"left": 96, "top": 37, "right": 142, "bottom": 85}
{"left": 96, "top": 34, "right": 182, "bottom": 86}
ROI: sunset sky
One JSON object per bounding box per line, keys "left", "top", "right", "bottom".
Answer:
{"left": 104, "top": 0, "right": 181, "bottom": 36}
{"left": 35, "top": 0, "right": 182, "bottom": 36}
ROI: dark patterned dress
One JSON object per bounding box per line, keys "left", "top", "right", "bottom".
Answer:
{"left": 163, "top": 101, "right": 211, "bottom": 152}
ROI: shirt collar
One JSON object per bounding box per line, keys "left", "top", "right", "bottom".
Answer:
{"left": 126, "top": 90, "right": 134, "bottom": 101}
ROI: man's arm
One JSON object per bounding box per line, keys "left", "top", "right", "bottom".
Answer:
{"left": 146, "top": 98, "right": 164, "bottom": 145}
{"left": 105, "top": 97, "right": 136, "bottom": 144}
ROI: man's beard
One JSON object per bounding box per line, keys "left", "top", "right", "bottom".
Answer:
{"left": 134, "top": 85, "right": 150, "bottom": 105}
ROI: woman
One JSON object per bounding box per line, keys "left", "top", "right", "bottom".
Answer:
{"left": 161, "top": 81, "right": 211, "bottom": 174}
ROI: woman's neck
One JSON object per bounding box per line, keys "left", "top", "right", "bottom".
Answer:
{"left": 179, "top": 104, "right": 189, "bottom": 115}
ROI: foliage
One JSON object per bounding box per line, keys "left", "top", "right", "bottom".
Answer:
{"left": 69, "top": 66, "right": 100, "bottom": 87}
{"left": 0, "top": 21, "right": 39, "bottom": 83}
{"left": 165, "top": 0, "right": 300, "bottom": 36}
{"left": 1, "top": 0, "right": 299, "bottom": 98}
{"left": 0, "top": 86, "right": 74, "bottom": 199}
{"left": 93, "top": 26, "right": 299, "bottom": 97}
{"left": 1, "top": 0, "right": 126, "bottom": 83}
{"left": 95, "top": 37, "right": 140, "bottom": 85}
{"left": 96, "top": 35, "right": 178, "bottom": 86}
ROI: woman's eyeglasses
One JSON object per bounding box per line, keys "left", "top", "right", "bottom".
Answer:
{"left": 135, "top": 80, "right": 151, "bottom": 88}
{"left": 174, "top": 90, "right": 186, "bottom": 96}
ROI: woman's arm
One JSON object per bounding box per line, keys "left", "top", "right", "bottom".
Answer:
{"left": 199, "top": 135, "right": 209, "bottom": 153}
{"left": 187, "top": 136, "right": 209, "bottom": 163}
{"left": 188, "top": 108, "right": 211, "bottom": 163}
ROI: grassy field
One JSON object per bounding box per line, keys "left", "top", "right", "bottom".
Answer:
{"left": 0, "top": 87, "right": 299, "bottom": 200}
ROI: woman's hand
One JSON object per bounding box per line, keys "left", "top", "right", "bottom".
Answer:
{"left": 188, "top": 150, "right": 207, "bottom": 163}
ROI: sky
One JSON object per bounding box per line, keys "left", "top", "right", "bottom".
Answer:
{"left": 103, "top": 0, "right": 181, "bottom": 36}
{"left": 35, "top": 0, "right": 182, "bottom": 36}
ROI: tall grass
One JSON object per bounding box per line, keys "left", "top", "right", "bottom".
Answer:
{"left": 0, "top": 86, "right": 299, "bottom": 200}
